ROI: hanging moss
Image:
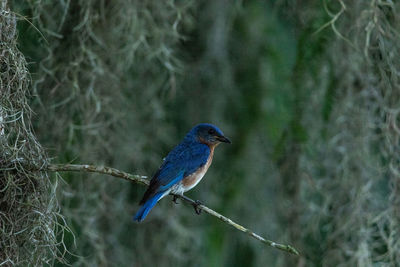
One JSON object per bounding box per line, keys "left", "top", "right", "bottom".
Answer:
{"left": 0, "top": 2, "right": 66, "bottom": 265}
{"left": 5, "top": 0, "right": 400, "bottom": 265}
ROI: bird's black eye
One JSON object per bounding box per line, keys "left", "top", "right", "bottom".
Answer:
{"left": 208, "top": 128, "right": 216, "bottom": 135}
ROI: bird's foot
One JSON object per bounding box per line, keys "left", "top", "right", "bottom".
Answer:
{"left": 193, "top": 200, "right": 203, "bottom": 215}
{"left": 172, "top": 195, "right": 179, "bottom": 204}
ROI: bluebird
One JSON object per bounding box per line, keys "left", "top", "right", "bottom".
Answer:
{"left": 133, "top": 123, "right": 231, "bottom": 222}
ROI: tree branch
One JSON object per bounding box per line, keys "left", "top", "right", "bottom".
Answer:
{"left": 45, "top": 163, "right": 300, "bottom": 255}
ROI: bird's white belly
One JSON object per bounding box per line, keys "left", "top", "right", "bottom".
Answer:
{"left": 184, "top": 167, "right": 208, "bottom": 190}
{"left": 170, "top": 167, "right": 207, "bottom": 195}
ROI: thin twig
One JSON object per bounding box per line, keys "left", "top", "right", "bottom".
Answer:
{"left": 45, "top": 163, "right": 300, "bottom": 255}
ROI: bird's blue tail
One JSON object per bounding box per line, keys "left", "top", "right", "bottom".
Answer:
{"left": 133, "top": 192, "right": 164, "bottom": 222}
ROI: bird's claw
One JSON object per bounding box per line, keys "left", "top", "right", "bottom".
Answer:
{"left": 193, "top": 200, "right": 203, "bottom": 215}
{"left": 172, "top": 195, "right": 179, "bottom": 204}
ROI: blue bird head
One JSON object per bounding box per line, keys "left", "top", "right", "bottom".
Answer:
{"left": 186, "top": 123, "right": 231, "bottom": 146}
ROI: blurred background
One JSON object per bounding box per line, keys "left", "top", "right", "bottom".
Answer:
{"left": 2, "top": 0, "right": 400, "bottom": 266}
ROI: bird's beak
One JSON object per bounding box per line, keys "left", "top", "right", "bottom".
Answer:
{"left": 216, "top": 135, "right": 231, "bottom": 144}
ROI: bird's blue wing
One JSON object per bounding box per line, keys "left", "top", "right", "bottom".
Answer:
{"left": 158, "top": 165, "right": 185, "bottom": 190}
{"left": 139, "top": 141, "right": 210, "bottom": 204}
{"left": 161, "top": 141, "right": 210, "bottom": 180}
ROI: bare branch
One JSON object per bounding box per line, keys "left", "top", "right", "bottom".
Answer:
{"left": 45, "top": 163, "right": 300, "bottom": 255}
